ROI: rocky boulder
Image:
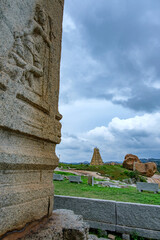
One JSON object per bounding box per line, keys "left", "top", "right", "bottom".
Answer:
{"left": 123, "top": 154, "right": 141, "bottom": 170}
{"left": 135, "top": 162, "right": 157, "bottom": 177}
{"left": 6, "top": 209, "right": 89, "bottom": 240}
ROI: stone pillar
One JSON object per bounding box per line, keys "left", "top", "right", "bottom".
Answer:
{"left": 0, "top": 0, "right": 64, "bottom": 237}
{"left": 88, "top": 176, "right": 94, "bottom": 186}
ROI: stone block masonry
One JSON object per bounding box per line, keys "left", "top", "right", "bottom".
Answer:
{"left": 54, "top": 196, "right": 116, "bottom": 232}
{"left": 53, "top": 173, "right": 64, "bottom": 181}
{"left": 69, "top": 175, "right": 83, "bottom": 184}
{"left": 116, "top": 202, "right": 160, "bottom": 239}
{"left": 54, "top": 195, "right": 160, "bottom": 240}
{"left": 0, "top": 0, "right": 64, "bottom": 237}
{"left": 136, "top": 182, "right": 159, "bottom": 193}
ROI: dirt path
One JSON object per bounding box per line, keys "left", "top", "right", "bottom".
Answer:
{"left": 55, "top": 168, "right": 106, "bottom": 179}
{"left": 147, "top": 174, "right": 160, "bottom": 186}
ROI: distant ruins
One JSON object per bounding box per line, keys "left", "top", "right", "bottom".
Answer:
{"left": 90, "top": 147, "right": 104, "bottom": 166}
{"left": 0, "top": 0, "right": 64, "bottom": 237}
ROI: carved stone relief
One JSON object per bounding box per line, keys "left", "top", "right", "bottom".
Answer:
{"left": 0, "top": 3, "right": 62, "bottom": 142}
{"left": 0, "top": 4, "right": 54, "bottom": 112}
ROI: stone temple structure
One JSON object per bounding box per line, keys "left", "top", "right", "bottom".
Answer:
{"left": 90, "top": 148, "right": 104, "bottom": 166}
{"left": 0, "top": 0, "right": 64, "bottom": 237}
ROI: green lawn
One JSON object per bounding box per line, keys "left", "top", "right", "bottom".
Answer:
{"left": 54, "top": 175, "right": 160, "bottom": 205}
{"left": 54, "top": 171, "right": 76, "bottom": 176}
{"left": 58, "top": 163, "right": 146, "bottom": 181}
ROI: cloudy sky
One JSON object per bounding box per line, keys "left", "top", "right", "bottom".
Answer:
{"left": 56, "top": 0, "right": 160, "bottom": 163}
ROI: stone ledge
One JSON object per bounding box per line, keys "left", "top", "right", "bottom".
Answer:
{"left": 116, "top": 201, "right": 160, "bottom": 231}
{"left": 54, "top": 195, "right": 116, "bottom": 225}
{"left": 87, "top": 220, "right": 116, "bottom": 232}
{"left": 2, "top": 209, "right": 89, "bottom": 240}
{"left": 54, "top": 195, "right": 160, "bottom": 240}
{"left": 116, "top": 225, "right": 160, "bottom": 240}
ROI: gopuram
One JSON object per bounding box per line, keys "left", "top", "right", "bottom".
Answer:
{"left": 0, "top": 0, "right": 64, "bottom": 237}
{"left": 90, "top": 147, "right": 104, "bottom": 166}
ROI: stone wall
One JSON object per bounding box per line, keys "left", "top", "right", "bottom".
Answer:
{"left": 54, "top": 195, "right": 160, "bottom": 240}
{"left": 0, "top": 0, "right": 64, "bottom": 237}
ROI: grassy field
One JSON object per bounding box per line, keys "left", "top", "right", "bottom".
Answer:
{"left": 59, "top": 163, "right": 147, "bottom": 181}
{"left": 54, "top": 173, "right": 160, "bottom": 205}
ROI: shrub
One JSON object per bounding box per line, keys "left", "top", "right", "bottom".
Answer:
{"left": 125, "top": 170, "right": 147, "bottom": 182}
{"left": 131, "top": 231, "right": 144, "bottom": 240}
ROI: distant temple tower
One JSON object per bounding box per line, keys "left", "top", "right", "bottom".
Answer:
{"left": 90, "top": 148, "right": 104, "bottom": 165}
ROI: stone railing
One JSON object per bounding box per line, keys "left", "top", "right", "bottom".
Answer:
{"left": 54, "top": 195, "right": 160, "bottom": 240}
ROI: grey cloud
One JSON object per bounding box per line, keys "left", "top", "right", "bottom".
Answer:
{"left": 114, "top": 86, "right": 160, "bottom": 112}
{"left": 57, "top": 135, "right": 93, "bottom": 163}
{"left": 61, "top": 0, "right": 160, "bottom": 112}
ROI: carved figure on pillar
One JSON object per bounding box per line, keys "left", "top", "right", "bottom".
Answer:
{"left": 0, "top": 0, "right": 64, "bottom": 237}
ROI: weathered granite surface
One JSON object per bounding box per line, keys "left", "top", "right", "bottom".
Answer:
{"left": 88, "top": 176, "right": 94, "bottom": 186}
{"left": 123, "top": 154, "right": 157, "bottom": 177}
{"left": 136, "top": 182, "right": 159, "bottom": 193}
{"left": 116, "top": 202, "right": 160, "bottom": 231}
{"left": 2, "top": 209, "right": 89, "bottom": 240}
{"left": 123, "top": 154, "right": 141, "bottom": 170}
{"left": 53, "top": 173, "right": 64, "bottom": 181}
{"left": 116, "top": 201, "right": 160, "bottom": 239}
{"left": 0, "top": 0, "right": 64, "bottom": 237}
{"left": 135, "top": 162, "right": 157, "bottom": 177}
{"left": 122, "top": 233, "right": 130, "bottom": 240}
{"left": 20, "top": 209, "right": 89, "bottom": 240}
{"left": 69, "top": 175, "right": 82, "bottom": 184}
{"left": 54, "top": 195, "right": 160, "bottom": 239}
{"left": 116, "top": 226, "right": 160, "bottom": 240}
{"left": 54, "top": 195, "right": 116, "bottom": 231}
{"left": 88, "top": 235, "right": 109, "bottom": 240}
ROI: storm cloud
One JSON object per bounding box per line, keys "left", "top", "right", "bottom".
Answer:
{"left": 57, "top": 0, "right": 160, "bottom": 162}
